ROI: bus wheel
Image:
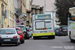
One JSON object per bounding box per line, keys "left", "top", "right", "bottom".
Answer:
{"left": 52, "top": 36, "right": 55, "bottom": 39}
{"left": 33, "top": 37, "right": 36, "bottom": 39}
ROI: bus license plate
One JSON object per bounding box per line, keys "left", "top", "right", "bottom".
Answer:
{"left": 40, "top": 31, "right": 47, "bottom": 33}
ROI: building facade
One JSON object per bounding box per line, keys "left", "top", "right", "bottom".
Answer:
{"left": 0, "top": 0, "right": 8, "bottom": 28}
{"left": 0, "top": 0, "right": 32, "bottom": 28}
{"left": 26, "top": 0, "right": 32, "bottom": 26}
{"left": 14, "top": 0, "right": 32, "bottom": 26}
{"left": 8, "top": 0, "right": 14, "bottom": 27}
{"left": 32, "top": 0, "right": 56, "bottom": 11}
{"left": 14, "top": 0, "right": 26, "bottom": 26}
{"left": 31, "top": 5, "right": 44, "bottom": 14}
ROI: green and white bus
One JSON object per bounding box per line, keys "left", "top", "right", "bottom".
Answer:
{"left": 68, "top": 7, "right": 75, "bottom": 42}
{"left": 32, "top": 14, "right": 55, "bottom": 39}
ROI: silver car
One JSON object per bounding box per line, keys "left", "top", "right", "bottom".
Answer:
{"left": 0, "top": 28, "right": 20, "bottom": 46}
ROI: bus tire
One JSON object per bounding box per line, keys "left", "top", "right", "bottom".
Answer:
{"left": 33, "top": 37, "right": 36, "bottom": 39}
{"left": 52, "top": 36, "right": 55, "bottom": 39}
{"left": 0, "top": 43, "right": 2, "bottom": 46}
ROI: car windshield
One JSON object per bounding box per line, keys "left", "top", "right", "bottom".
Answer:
{"left": 55, "top": 28, "right": 59, "bottom": 30}
{"left": 62, "top": 27, "right": 67, "bottom": 30}
{"left": 17, "top": 26, "right": 25, "bottom": 31}
{"left": 0, "top": 29, "right": 15, "bottom": 34}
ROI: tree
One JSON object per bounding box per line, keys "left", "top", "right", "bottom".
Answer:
{"left": 55, "top": 0, "right": 75, "bottom": 25}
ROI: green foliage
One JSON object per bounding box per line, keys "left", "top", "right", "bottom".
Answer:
{"left": 55, "top": 0, "right": 75, "bottom": 25}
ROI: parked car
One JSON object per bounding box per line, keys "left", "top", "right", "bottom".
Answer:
{"left": 58, "top": 25, "right": 68, "bottom": 36}
{"left": 27, "top": 27, "right": 33, "bottom": 38}
{"left": 25, "top": 26, "right": 33, "bottom": 39}
{"left": 14, "top": 27, "right": 24, "bottom": 44}
{"left": 25, "top": 26, "right": 30, "bottom": 39}
{"left": 16, "top": 25, "right": 26, "bottom": 38}
{"left": 55, "top": 27, "right": 59, "bottom": 36}
{"left": 0, "top": 28, "right": 20, "bottom": 46}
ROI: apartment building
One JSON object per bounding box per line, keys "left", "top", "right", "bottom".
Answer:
{"left": 26, "top": 0, "right": 32, "bottom": 26}
{"left": 0, "top": 0, "right": 8, "bottom": 28}
{"left": 14, "top": 0, "right": 32, "bottom": 26}
{"left": 31, "top": 5, "right": 44, "bottom": 14}
{"left": 14, "top": 0, "right": 26, "bottom": 26}
{"left": 8, "top": 0, "right": 14, "bottom": 27}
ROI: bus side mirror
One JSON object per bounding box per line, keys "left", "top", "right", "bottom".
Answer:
{"left": 67, "top": 12, "right": 71, "bottom": 19}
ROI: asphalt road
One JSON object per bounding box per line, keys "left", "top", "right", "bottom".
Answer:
{"left": 0, "top": 36, "right": 75, "bottom": 50}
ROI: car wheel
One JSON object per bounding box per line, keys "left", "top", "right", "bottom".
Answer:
{"left": 0, "top": 43, "right": 2, "bottom": 46}
{"left": 15, "top": 42, "right": 18, "bottom": 46}
{"left": 25, "top": 34, "right": 29, "bottom": 39}
{"left": 69, "top": 33, "right": 75, "bottom": 42}
{"left": 27, "top": 35, "right": 30, "bottom": 39}
{"left": 58, "top": 33, "right": 60, "bottom": 36}
{"left": 18, "top": 42, "right": 20, "bottom": 45}
{"left": 21, "top": 39, "right": 24, "bottom": 44}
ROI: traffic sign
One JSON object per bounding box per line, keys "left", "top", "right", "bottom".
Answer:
{"left": 21, "top": 23, "right": 24, "bottom": 25}
{"left": 16, "top": 20, "right": 20, "bottom": 23}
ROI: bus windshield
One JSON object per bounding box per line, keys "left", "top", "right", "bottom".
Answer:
{"left": 35, "top": 14, "right": 51, "bottom": 20}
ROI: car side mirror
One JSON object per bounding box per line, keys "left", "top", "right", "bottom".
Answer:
{"left": 17, "top": 31, "right": 21, "bottom": 35}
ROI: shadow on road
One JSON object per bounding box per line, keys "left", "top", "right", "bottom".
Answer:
{"left": 65, "top": 41, "right": 75, "bottom": 44}
{"left": 0, "top": 44, "right": 19, "bottom": 47}
{"left": 32, "top": 37, "right": 55, "bottom": 40}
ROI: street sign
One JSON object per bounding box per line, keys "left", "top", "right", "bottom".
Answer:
{"left": 16, "top": 20, "right": 20, "bottom": 23}
{"left": 21, "top": 23, "right": 24, "bottom": 25}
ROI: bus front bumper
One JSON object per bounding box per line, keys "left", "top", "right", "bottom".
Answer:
{"left": 33, "top": 32, "right": 55, "bottom": 36}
